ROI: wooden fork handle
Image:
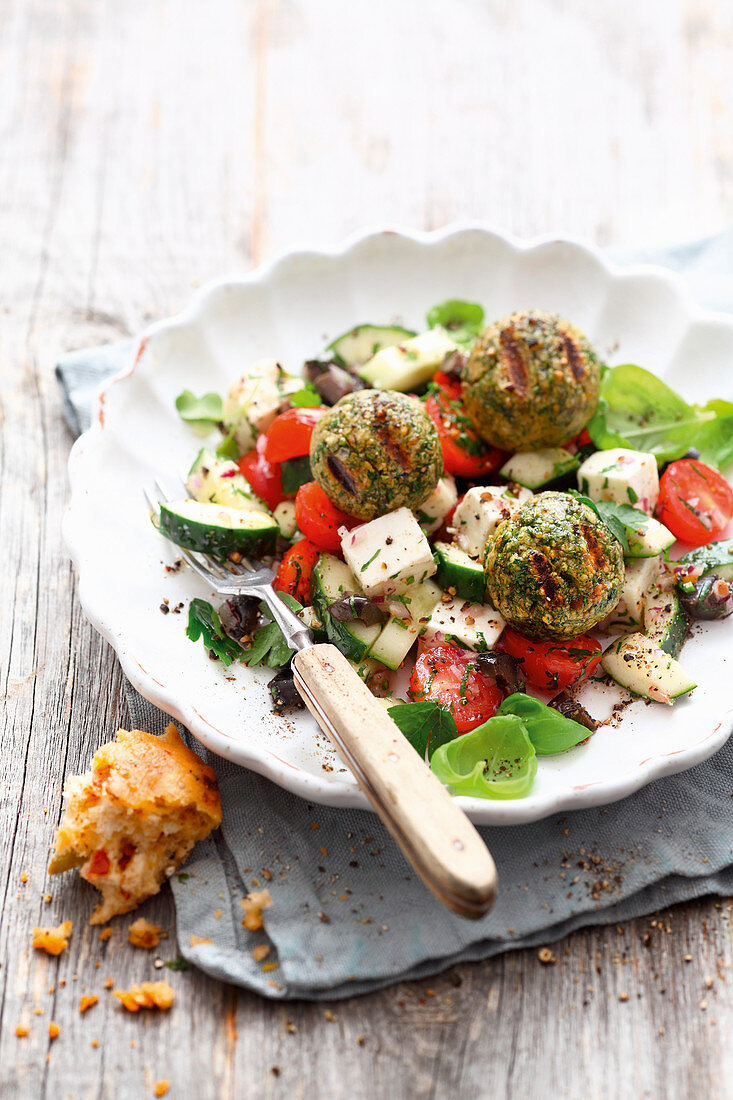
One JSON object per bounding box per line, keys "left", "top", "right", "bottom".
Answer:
{"left": 292, "top": 644, "right": 498, "bottom": 919}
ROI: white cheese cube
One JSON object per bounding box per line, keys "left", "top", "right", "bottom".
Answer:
{"left": 603, "top": 555, "right": 661, "bottom": 628}
{"left": 421, "top": 598, "right": 506, "bottom": 652}
{"left": 359, "top": 329, "right": 458, "bottom": 391}
{"left": 339, "top": 507, "right": 437, "bottom": 597}
{"left": 222, "top": 358, "right": 296, "bottom": 452}
{"left": 415, "top": 476, "right": 458, "bottom": 535}
{"left": 577, "top": 448, "right": 659, "bottom": 514}
{"left": 450, "top": 484, "right": 533, "bottom": 561}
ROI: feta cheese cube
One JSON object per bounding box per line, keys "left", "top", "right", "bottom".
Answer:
{"left": 222, "top": 358, "right": 295, "bottom": 453}
{"left": 602, "top": 555, "right": 661, "bottom": 628}
{"left": 450, "top": 484, "right": 533, "bottom": 561}
{"left": 339, "top": 507, "right": 437, "bottom": 597}
{"left": 415, "top": 476, "right": 458, "bottom": 535}
{"left": 421, "top": 598, "right": 506, "bottom": 652}
{"left": 577, "top": 448, "right": 659, "bottom": 514}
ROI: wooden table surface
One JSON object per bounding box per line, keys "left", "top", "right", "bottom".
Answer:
{"left": 3, "top": 1, "right": 733, "bottom": 1096}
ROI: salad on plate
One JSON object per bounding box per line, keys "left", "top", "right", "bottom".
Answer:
{"left": 151, "top": 302, "right": 733, "bottom": 802}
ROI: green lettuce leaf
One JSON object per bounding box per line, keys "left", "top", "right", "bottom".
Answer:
{"left": 388, "top": 700, "right": 459, "bottom": 760}
{"left": 430, "top": 714, "right": 537, "bottom": 800}
{"left": 241, "top": 593, "right": 304, "bottom": 669}
{"left": 497, "top": 694, "right": 591, "bottom": 755}
{"left": 693, "top": 398, "right": 733, "bottom": 470}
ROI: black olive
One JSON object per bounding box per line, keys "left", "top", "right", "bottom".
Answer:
{"left": 329, "top": 594, "right": 388, "bottom": 626}
{"left": 475, "top": 651, "right": 525, "bottom": 694}
{"left": 218, "top": 595, "right": 261, "bottom": 641}
{"left": 269, "top": 667, "right": 305, "bottom": 711}
{"left": 548, "top": 691, "right": 599, "bottom": 731}
{"left": 679, "top": 573, "right": 733, "bottom": 620}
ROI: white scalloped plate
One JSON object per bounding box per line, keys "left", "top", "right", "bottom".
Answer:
{"left": 64, "top": 226, "right": 733, "bottom": 824}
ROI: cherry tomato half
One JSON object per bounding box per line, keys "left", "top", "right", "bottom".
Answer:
{"left": 425, "top": 376, "right": 503, "bottom": 478}
{"left": 410, "top": 644, "right": 503, "bottom": 733}
{"left": 294, "top": 482, "right": 357, "bottom": 554}
{"left": 500, "top": 627, "right": 602, "bottom": 693}
{"left": 264, "top": 407, "right": 327, "bottom": 463}
{"left": 656, "top": 458, "right": 733, "bottom": 547}
{"left": 274, "top": 538, "right": 321, "bottom": 604}
{"left": 238, "top": 435, "right": 285, "bottom": 511}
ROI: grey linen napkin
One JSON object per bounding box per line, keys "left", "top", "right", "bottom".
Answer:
{"left": 57, "top": 231, "right": 733, "bottom": 1000}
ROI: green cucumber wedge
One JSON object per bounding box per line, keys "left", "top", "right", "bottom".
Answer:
{"left": 433, "top": 542, "right": 486, "bottom": 603}
{"left": 674, "top": 538, "right": 733, "bottom": 583}
{"left": 500, "top": 448, "right": 579, "bottom": 489}
{"left": 159, "top": 500, "right": 278, "bottom": 559}
{"left": 642, "top": 586, "right": 688, "bottom": 658}
{"left": 187, "top": 448, "right": 268, "bottom": 512}
{"left": 624, "top": 516, "right": 676, "bottom": 558}
{"left": 368, "top": 580, "right": 442, "bottom": 670}
{"left": 601, "top": 632, "right": 696, "bottom": 704}
{"left": 310, "top": 554, "right": 381, "bottom": 661}
{"left": 327, "top": 324, "right": 416, "bottom": 367}
{"left": 358, "top": 328, "right": 458, "bottom": 391}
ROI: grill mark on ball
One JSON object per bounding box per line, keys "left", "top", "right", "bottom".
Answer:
{"left": 561, "top": 332, "right": 586, "bottom": 381}
{"left": 372, "top": 415, "right": 410, "bottom": 468}
{"left": 531, "top": 552, "right": 560, "bottom": 604}
{"left": 499, "top": 329, "right": 529, "bottom": 396}
{"left": 327, "top": 454, "right": 359, "bottom": 497}
{"left": 580, "top": 524, "right": 607, "bottom": 572}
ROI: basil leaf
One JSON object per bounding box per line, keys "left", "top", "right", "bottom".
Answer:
{"left": 693, "top": 398, "right": 733, "bottom": 470}
{"left": 289, "top": 385, "right": 323, "bottom": 408}
{"left": 587, "top": 364, "right": 715, "bottom": 463}
{"left": 568, "top": 490, "right": 654, "bottom": 554}
{"left": 175, "top": 390, "right": 224, "bottom": 436}
{"left": 430, "top": 714, "right": 537, "bottom": 800}
{"left": 186, "top": 599, "right": 244, "bottom": 666}
{"left": 388, "top": 701, "right": 459, "bottom": 760}
{"left": 241, "top": 593, "right": 304, "bottom": 669}
{"left": 426, "top": 299, "right": 485, "bottom": 346}
{"left": 497, "top": 694, "right": 591, "bottom": 755}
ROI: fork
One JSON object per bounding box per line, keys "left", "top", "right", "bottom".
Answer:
{"left": 146, "top": 480, "right": 498, "bottom": 919}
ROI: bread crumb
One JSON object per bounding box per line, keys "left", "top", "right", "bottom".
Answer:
{"left": 240, "top": 889, "right": 272, "bottom": 931}
{"left": 128, "top": 918, "right": 162, "bottom": 949}
{"left": 33, "top": 1008, "right": 43, "bottom": 1016}
{"left": 214, "top": 909, "right": 222, "bottom": 920}
{"left": 99, "top": 928, "right": 113, "bottom": 942}
{"left": 189, "top": 935, "right": 212, "bottom": 947}
{"left": 79, "top": 995, "right": 98, "bottom": 1014}
{"left": 15, "top": 1025, "right": 29, "bottom": 1038}
{"left": 32, "top": 920, "right": 73, "bottom": 956}
{"left": 154, "top": 1082, "right": 170, "bottom": 1098}
{"left": 537, "top": 947, "right": 556, "bottom": 965}
{"left": 262, "top": 962, "right": 279, "bottom": 972}
{"left": 619, "top": 992, "right": 629, "bottom": 1002}
{"left": 48, "top": 1022, "right": 60, "bottom": 1040}
{"left": 91, "top": 1039, "right": 99, "bottom": 1048}
{"left": 252, "top": 944, "right": 270, "bottom": 962}
{"left": 113, "top": 981, "right": 175, "bottom": 1013}
{"left": 103, "top": 977, "right": 114, "bottom": 990}
{"left": 20, "top": 872, "right": 28, "bottom": 883}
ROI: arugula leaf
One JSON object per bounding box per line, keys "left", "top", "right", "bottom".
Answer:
{"left": 186, "top": 599, "right": 244, "bottom": 666}
{"left": 426, "top": 299, "right": 485, "bottom": 346}
{"left": 175, "top": 389, "right": 224, "bottom": 436}
{"left": 388, "top": 700, "right": 459, "bottom": 760}
{"left": 241, "top": 593, "right": 304, "bottom": 669}
{"left": 587, "top": 364, "right": 716, "bottom": 462}
{"left": 289, "top": 384, "right": 323, "bottom": 408}
{"left": 693, "top": 398, "right": 733, "bottom": 470}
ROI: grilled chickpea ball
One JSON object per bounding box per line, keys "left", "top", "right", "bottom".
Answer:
{"left": 485, "top": 492, "right": 624, "bottom": 641}
{"left": 309, "top": 390, "right": 443, "bottom": 520}
{"left": 462, "top": 310, "right": 602, "bottom": 450}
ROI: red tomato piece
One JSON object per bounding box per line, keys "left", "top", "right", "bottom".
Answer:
{"left": 500, "top": 627, "right": 602, "bottom": 693}
{"left": 294, "top": 482, "right": 357, "bottom": 554}
{"left": 410, "top": 645, "right": 503, "bottom": 733}
{"left": 238, "top": 435, "right": 285, "bottom": 511}
{"left": 425, "top": 389, "right": 503, "bottom": 478}
{"left": 656, "top": 459, "right": 733, "bottom": 546}
{"left": 263, "top": 407, "right": 327, "bottom": 463}
{"left": 274, "top": 538, "right": 321, "bottom": 604}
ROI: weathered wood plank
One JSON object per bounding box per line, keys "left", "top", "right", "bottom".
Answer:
{"left": 1, "top": 0, "right": 733, "bottom": 1097}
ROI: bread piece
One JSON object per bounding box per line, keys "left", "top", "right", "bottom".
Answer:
{"left": 32, "top": 920, "right": 73, "bottom": 956}
{"left": 49, "top": 724, "right": 221, "bottom": 923}
{"left": 113, "top": 981, "right": 175, "bottom": 1012}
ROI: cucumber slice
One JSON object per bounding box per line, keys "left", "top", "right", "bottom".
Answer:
{"left": 310, "top": 554, "right": 381, "bottom": 661}
{"left": 500, "top": 448, "right": 579, "bottom": 489}
{"left": 643, "top": 586, "right": 688, "bottom": 658}
{"left": 601, "top": 632, "right": 696, "bottom": 704}
{"left": 433, "top": 542, "right": 486, "bottom": 603}
{"left": 187, "top": 448, "right": 268, "bottom": 512}
{"left": 368, "top": 581, "right": 442, "bottom": 670}
{"left": 327, "top": 324, "right": 416, "bottom": 368}
{"left": 358, "top": 328, "right": 458, "bottom": 391}
{"left": 159, "top": 500, "right": 278, "bottom": 559}
{"left": 674, "top": 538, "right": 733, "bottom": 583}
{"left": 624, "top": 516, "right": 676, "bottom": 558}
{"left": 273, "top": 500, "right": 297, "bottom": 539}
{"left": 349, "top": 657, "right": 392, "bottom": 695}
{"left": 280, "top": 455, "right": 312, "bottom": 496}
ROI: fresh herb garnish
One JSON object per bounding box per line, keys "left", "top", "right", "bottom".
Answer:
{"left": 388, "top": 700, "right": 460, "bottom": 761}
{"left": 569, "top": 490, "right": 650, "bottom": 554}
{"left": 186, "top": 599, "right": 244, "bottom": 666}
{"left": 426, "top": 299, "right": 485, "bottom": 346}
{"left": 216, "top": 431, "right": 240, "bottom": 460}
{"left": 164, "top": 956, "right": 190, "bottom": 971}
{"left": 175, "top": 389, "right": 224, "bottom": 436}
{"left": 289, "top": 384, "right": 323, "bottom": 408}
{"left": 241, "top": 593, "right": 304, "bottom": 669}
